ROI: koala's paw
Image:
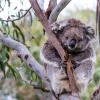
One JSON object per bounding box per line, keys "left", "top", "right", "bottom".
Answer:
{"left": 54, "top": 87, "right": 62, "bottom": 95}
{"left": 52, "top": 79, "right": 71, "bottom": 95}
{"left": 53, "top": 86, "right": 72, "bottom": 96}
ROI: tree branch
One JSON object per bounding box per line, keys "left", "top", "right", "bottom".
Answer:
{"left": 45, "top": 0, "right": 57, "bottom": 19}
{"left": 0, "top": 31, "right": 45, "bottom": 80}
{"left": 96, "top": 0, "right": 100, "bottom": 44}
{"left": 29, "top": 0, "right": 78, "bottom": 94}
{"left": 0, "top": 7, "right": 32, "bottom": 22}
{"left": 49, "top": 0, "right": 72, "bottom": 23}
{"left": 49, "top": 0, "right": 57, "bottom": 9}
{"left": 17, "top": 67, "right": 50, "bottom": 92}
{"left": 23, "top": 79, "right": 50, "bottom": 92}
{"left": 29, "top": 0, "right": 66, "bottom": 61}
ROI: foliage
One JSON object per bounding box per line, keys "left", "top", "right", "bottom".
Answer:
{"left": 0, "top": 14, "right": 45, "bottom": 82}
{"left": 0, "top": 15, "right": 45, "bottom": 98}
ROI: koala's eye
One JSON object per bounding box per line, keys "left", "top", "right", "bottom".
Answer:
{"left": 68, "top": 39, "right": 76, "bottom": 49}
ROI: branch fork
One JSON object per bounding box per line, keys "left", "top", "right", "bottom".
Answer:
{"left": 0, "top": 0, "right": 84, "bottom": 100}
{"left": 29, "top": 0, "right": 78, "bottom": 94}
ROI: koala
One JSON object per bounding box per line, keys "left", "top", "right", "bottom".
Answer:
{"left": 40, "top": 19, "right": 96, "bottom": 96}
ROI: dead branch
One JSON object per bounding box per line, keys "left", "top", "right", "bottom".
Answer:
{"left": 49, "top": 0, "right": 72, "bottom": 23}
{"left": 0, "top": 31, "right": 45, "bottom": 81}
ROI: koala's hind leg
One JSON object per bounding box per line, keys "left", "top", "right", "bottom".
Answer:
{"left": 74, "top": 59, "right": 95, "bottom": 95}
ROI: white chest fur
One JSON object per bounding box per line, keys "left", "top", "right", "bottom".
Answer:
{"left": 40, "top": 47, "right": 96, "bottom": 95}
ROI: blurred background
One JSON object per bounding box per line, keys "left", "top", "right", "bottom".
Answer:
{"left": 0, "top": 0, "right": 99, "bottom": 100}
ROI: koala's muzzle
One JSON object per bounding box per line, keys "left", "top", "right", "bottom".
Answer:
{"left": 68, "top": 39, "right": 76, "bottom": 49}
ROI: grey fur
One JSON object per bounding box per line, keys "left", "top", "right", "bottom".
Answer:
{"left": 40, "top": 19, "right": 96, "bottom": 96}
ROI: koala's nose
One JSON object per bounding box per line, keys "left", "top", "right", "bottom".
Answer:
{"left": 69, "top": 39, "right": 76, "bottom": 49}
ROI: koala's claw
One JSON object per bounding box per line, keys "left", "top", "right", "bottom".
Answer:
{"left": 54, "top": 86, "right": 64, "bottom": 95}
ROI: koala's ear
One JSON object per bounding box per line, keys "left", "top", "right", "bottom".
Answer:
{"left": 51, "top": 22, "right": 60, "bottom": 34}
{"left": 51, "top": 21, "right": 69, "bottom": 34}
{"left": 85, "top": 26, "right": 95, "bottom": 39}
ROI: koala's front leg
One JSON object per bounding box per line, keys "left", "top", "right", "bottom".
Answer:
{"left": 74, "top": 59, "right": 95, "bottom": 95}
{"left": 49, "top": 65, "right": 71, "bottom": 95}
{"left": 40, "top": 42, "right": 62, "bottom": 67}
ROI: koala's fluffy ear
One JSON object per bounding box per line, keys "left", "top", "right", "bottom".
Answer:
{"left": 85, "top": 26, "right": 95, "bottom": 39}
{"left": 51, "top": 21, "right": 69, "bottom": 34}
{"left": 51, "top": 22, "right": 60, "bottom": 34}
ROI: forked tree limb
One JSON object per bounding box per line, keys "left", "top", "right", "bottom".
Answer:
{"left": 29, "top": 0, "right": 66, "bottom": 61}
{"left": 49, "top": 0, "right": 72, "bottom": 23}
{"left": 0, "top": 31, "right": 45, "bottom": 81}
{"left": 29, "top": 0, "right": 78, "bottom": 93}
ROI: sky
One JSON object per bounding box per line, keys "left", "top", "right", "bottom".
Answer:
{"left": 44, "top": 0, "right": 96, "bottom": 11}
{"left": 0, "top": 0, "right": 97, "bottom": 20}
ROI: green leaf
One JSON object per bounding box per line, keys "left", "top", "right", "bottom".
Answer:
{"left": 7, "top": 63, "right": 20, "bottom": 79}
{"left": 12, "top": 21, "right": 25, "bottom": 43}
{"left": 93, "top": 68, "right": 100, "bottom": 85}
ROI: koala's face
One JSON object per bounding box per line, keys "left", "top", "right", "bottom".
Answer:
{"left": 59, "top": 26, "right": 95, "bottom": 53}
{"left": 51, "top": 19, "right": 95, "bottom": 53}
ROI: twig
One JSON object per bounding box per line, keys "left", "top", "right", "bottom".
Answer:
{"left": 22, "top": 79, "right": 50, "bottom": 92}
{"left": 0, "top": 7, "right": 32, "bottom": 22}
{"left": 17, "top": 67, "right": 49, "bottom": 92}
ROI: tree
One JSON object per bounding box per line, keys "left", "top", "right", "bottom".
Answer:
{"left": 0, "top": 0, "right": 98, "bottom": 100}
